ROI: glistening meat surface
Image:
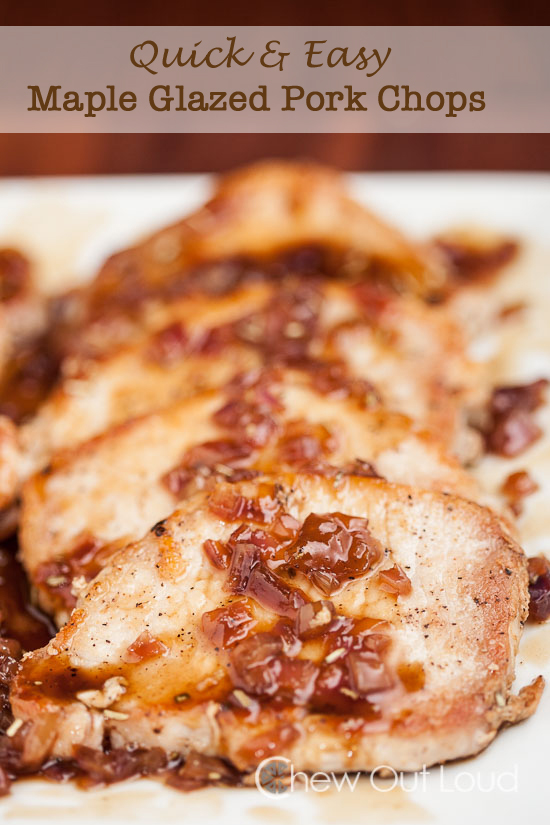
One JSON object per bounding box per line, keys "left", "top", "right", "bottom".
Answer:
{"left": 8, "top": 277, "right": 475, "bottom": 515}
{"left": 11, "top": 474, "right": 540, "bottom": 775}
{"left": 19, "top": 368, "right": 486, "bottom": 622}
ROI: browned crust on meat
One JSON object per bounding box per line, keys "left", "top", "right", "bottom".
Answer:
{"left": 10, "top": 277, "right": 475, "bottom": 506}
{"left": 11, "top": 474, "right": 538, "bottom": 774}
{"left": 91, "top": 163, "right": 446, "bottom": 303}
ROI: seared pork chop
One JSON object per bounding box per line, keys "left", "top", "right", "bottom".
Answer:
{"left": 8, "top": 278, "right": 475, "bottom": 511}
{"left": 11, "top": 474, "right": 540, "bottom": 776}
{"left": 20, "top": 368, "right": 484, "bottom": 621}
{"left": 54, "top": 163, "right": 445, "bottom": 363}
{"left": 12, "top": 284, "right": 272, "bottom": 494}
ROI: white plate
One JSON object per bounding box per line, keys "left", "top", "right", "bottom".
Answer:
{"left": 0, "top": 172, "right": 548, "bottom": 825}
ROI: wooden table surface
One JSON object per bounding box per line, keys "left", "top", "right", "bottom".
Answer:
{"left": 0, "top": 134, "right": 548, "bottom": 177}
{"left": 0, "top": 3, "right": 547, "bottom": 175}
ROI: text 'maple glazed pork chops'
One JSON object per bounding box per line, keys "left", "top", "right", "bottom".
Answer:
{"left": 11, "top": 474, "right": 542, "bottom": 777}
{"left": 19, "top": 367, "right": 487, "bottom": 623}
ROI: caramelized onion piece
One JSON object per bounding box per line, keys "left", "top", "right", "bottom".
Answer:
{"left": 167, "top": 751, "right": 240, "bottom": 792}
{"left": 247, "top": 281, "right": 321, "bottom": 365}
{"left": 353, "top": 281, "right": 394, "bottom": 323}
{"left": 487, "top": 411, "right": 541, "bottom": 458}
{"left": 197, "top": 321, "right": 239, "bottom": 355}
{"left": 295, "top": 600, "right": 335, "bottom": 640}
{"left": 124, "top": 630, "right": 168, "bottom": 664}
{"left": 286, "top": 512, "right": 382, "bottom": 595}
{"left": 275, "top": 657, "right": 319, "bottom": 705}
{"left": 35, "top": 535, "right": 104, "bottom": 610}
{"left": 377, "top": 564, "right": 412, "bottom": 597}
{"left": 312, "top": 661, "right": 353, "bottom": 712}
{"left": 312, "top": 652, "right": 387, "bottom": 715}
{"left": 277, "top": 420, "right": 336, "bottom": 470}
{"left": 146, "top": 321, "right": 189, "bottom": 364}
{"left": 226, "top": 543, "right": 259, "bottom": 593}
{"left": 326, "top": 617, "right": 391, "bottom": 658}
{"left": 208, "top": 485, "right": 281, "bottom": 524}
{"left": 269, "top": 513, "right": 301, "bottom": 545}
{"left": 246, "top": 564, "right": 308, "bottom": 618}
{"left": 342, "top": 458, "right": 381, "bottom": 479}
{"left": 201, "top": 506, "right": 398, "bottom": 712}
{"left": 214, "top": 399, "right": 277, "bottom": 448}
{"left": 74, "top": 745, "right": 167, "bottom": 785}
{"left": 229, "top": 633, "right": 284, "bottom": 697}
{"left": 436, "top": 237, "right": 518, "bottom": 285}
{"left": 183, "top": 440, "right": 254, "bottom": 467}
{"left": 486, "top": 380, "right": 548, "bottom": 457}
{"left": 212, "top": 369, "right": 282, "bottom": 448}
{"left": 528, "top": 555, "right": 550, "bottom": 622}
{"left": 225, "top": 539, "right": 308, "bottom": 617}
{"left": 202, "top": 601, "right": 256, "bottom": 649}
{"left": 308, "top": 360, "right": 380, "bottom": 407}
{"left": 229, "top": 632, "right": 317, "bottom": 704}
{"left": 203, "top": 539, "right": 230, "bottom": 570}
{"left": 208, "top": 490, "right": 255, "bottom": 522}
{"left": 272, "top": 619, "right": 302, "bottom": 657}
{"left": 162, "top": 440, "right": 256, "bottom": 498}
{"left": 500, "top": 470, "right": 538, "bottom": 515}
{"left": 347, "top": 650, "right": 394, "bottom": 695}
{"left": 227, "top": 524, "right": 283, "bottom": 562}
{"left": 491, "top": 380, "right": 548, "bottom": 416}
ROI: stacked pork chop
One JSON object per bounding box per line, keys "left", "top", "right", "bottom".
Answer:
{"left": 0, "top": 164, "right": 543, "bottom": 787}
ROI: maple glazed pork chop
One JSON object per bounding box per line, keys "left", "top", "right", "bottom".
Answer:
{"left": 20, "top": 368, "right": 486, "bottom": 623}
{"left": 11, "top": 474, "right": 541, "bottom": 777}
{"left": 54, "top": 162, "right": 445, "bottom": 364}
{"left": 10, "top": 162, "right": 449, "bottom": 452}
{"left": 6, "top": 275, "right": 476, "bottom": 513}
{"left": 1, "top": 164, "right": 515, "bottom": 512}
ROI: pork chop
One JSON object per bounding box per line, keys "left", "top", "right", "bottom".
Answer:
{"left": 20, "top": 368, "right": 485, "bottom": 621}
{"left": 10, "top": 278, "right": 474, "bottom": 507}
{"left": 53, "top": 163, "right": 445, "bottom": 363}
{"left": 11, "top": 473, "right": 540, "bottom": 777}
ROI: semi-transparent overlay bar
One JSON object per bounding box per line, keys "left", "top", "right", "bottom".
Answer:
{"left": 0, "top": 26, "right": 547, "bottom": 132}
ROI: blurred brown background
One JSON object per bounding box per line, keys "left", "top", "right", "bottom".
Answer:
{"left": 0, "top": 135, "right": 548, "bottom": 177}
{"left": 0, "top": 2, "right": 548, "bottom": 176}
